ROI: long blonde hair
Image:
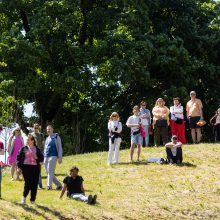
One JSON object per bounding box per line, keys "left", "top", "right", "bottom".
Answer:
{"left": 155, "top": 98, "right": 165, "bottom": 107}
{"left": 109, "top": 112, "right": 120, "bottom": 121}
{"left": 12, "top": 127, "right": 21, "bottom": 136}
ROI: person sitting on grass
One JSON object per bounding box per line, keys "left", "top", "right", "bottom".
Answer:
{"left": 165, "top": 135, "right": 183, "bottom": 164}
{"left": 59, "top": 166, "right": 97, "bottom": 205}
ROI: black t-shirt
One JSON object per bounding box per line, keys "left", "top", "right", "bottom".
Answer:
{"left": 63, "top": 175, "right": 84, "bottom": 195}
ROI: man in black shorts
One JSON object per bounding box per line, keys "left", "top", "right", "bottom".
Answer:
{"left": 186, "top": 91, "right": 203, "bottom": 143}
{"left": 59, "top": 166, "right": 97, "bottom": 205}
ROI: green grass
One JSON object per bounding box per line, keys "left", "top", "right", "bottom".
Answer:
{"left": 0, "top": 143, "right": 220, "bottom": 220}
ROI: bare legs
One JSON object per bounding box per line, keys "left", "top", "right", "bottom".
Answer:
{"left": 10, "top": 163, "right": 20, "bottom": 180}
{"left": 191, "top": 128, "right": 202, "bottom": 143}
{"left": 130, "top": 143, "right": 142, "bottom": 161}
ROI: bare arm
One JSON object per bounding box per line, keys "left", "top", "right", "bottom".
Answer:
{"left": 59, "top": 184, "right": 66, "bottom": 199}
{"left": 81, "top": 183, "right": 85, "bottom": 194}
{"left": 165, "top": 142, "right": 174, "bottom": 148}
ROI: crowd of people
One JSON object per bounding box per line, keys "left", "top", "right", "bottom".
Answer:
{"left": 107, "top": 91, "right": 220, "bottom": 165}
{"left": 3, "top": 124, "right": 97, "bottom": 205}
{"left": 0, "top": 90, "right": 219, "bottom": 205}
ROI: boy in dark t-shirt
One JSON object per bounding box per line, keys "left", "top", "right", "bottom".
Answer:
{"left": 59, "top": 166, "right": 97, "bottom": 205}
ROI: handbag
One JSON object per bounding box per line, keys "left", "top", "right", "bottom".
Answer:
{"left": 132, "top": 129, "right": 140, "bottom": 135}
{"left": 140, "top": 127, "right": 146, "bottom": 138}
{"left": 174, "top": 117, "right": 183, "bottom": 124}
{"left": 156, "top": 119, "right": 167, "bottom": 127}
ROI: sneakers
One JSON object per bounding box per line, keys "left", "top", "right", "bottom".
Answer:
{"left": 87, "top": 195, "right": 97, "bottom": 205}
{"left": 56, "top": 186, "right": 62, "bottom": 191}
{"left": 46, "top": 186, "right": 52, "bottom": 190}
{"left": 20, "top": 197, "right": 26, "bottom": 204}
{"left": 30, "top": 201, "right": 35, "bottom": 205}
{"left": 92, "top": 195, "right": 97, "bottom": 205}
{"left": 87, "top": 195, "right": 93, "bottom": 204}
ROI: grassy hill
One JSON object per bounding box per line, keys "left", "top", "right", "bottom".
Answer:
{"left": 0, "top": 143, "right": 220, "bottom": 220}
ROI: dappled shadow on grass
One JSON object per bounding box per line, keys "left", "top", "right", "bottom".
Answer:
{"left": 117, "top": 161, "right": 197, "bottom": 167}
{"left": 10, "top": 201, "right": 71, "bottom": 220}
{"left": 177, "top": 162, "right": 197, "bottom": 167}
{"left": 36, "top": 204, "right": 70, "bottom": 220}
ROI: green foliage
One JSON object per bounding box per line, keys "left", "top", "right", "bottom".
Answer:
{"left": 0, "top": 0, "right": 219, "bottom": 153}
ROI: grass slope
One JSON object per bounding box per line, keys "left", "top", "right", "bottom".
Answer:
{"left": 0, "top": 143, "right": 220, "bottom": 220}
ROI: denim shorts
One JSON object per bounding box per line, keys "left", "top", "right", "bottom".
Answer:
{"left": 131, "top": 133, "right": 143, "bottom": 145}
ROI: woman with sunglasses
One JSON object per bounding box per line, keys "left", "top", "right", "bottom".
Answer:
{"left": 107, "top": 112, "right": 122, "bottom": 165}
{"left": 7, "top": 128, "right": 24, "bottom": 180}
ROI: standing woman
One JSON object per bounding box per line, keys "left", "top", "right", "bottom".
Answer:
{"left": 17, "top": 134, "right": 44, "bottom": 204}
{"left": 210, "top": 108, "right": 220, "bottom": 142}
{"left": 107, "top": 112, "right": 122, "bottom": 165}
{"left": 170, "top": 97, "right": 186, "bottom": 144}
{"left": 152, "top": 98, "right": 170, "bottom": 146}
{"left": 7, "top": 128, "right": 24, "bottom": 180}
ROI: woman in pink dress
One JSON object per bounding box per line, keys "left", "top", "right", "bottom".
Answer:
{"left": 7, "top": 128, "right": 24, "bottom": 180}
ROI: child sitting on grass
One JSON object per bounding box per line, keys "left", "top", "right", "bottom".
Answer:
{"left": 59, "top": 166, "right": 97, "bottom": 205}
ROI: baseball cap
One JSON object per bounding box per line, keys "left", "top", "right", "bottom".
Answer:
{"left": 190, "top": 91, "right": 196, "bottom": 95}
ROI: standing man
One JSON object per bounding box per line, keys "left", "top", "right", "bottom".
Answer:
{"left": 31, "top": 123, "right": 45, "bottom": 188}
{"left": 186, "top": 91, "right": 203, "bottom": 144}
{"left": 44, "top": 125, "right": 62, "bottom": 190}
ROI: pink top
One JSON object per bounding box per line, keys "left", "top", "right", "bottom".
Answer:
{"left": 8, "top": 136, "right": 24, "bottom": 165}
{"left": 23, "top": 147, "right": 37, "bottom": 165}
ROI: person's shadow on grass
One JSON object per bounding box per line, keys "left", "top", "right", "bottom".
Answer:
{"left": 118, "top": 160, "right": 148, "bottom": 166}
{"left": 14, "top": 202, "right": 70, "bottom": 220}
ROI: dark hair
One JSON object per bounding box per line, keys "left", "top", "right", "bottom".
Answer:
{"left": 70, "top": 166, "right": 79, "bottom": 172}
{"left": 140, "top": 101, "right": 147, "bottom": 106}
{"left": 28, "top": 134, "right": 37, "bottom": 146}
{"left": 173, "top": 97, "right": 180, "bottom": 102}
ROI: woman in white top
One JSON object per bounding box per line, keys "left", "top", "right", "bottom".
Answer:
{"left": 170, "top": 97, "right": 186, "bottom": 144}
{"left": 107, "top": 112, "right": 122, "bottom": 165}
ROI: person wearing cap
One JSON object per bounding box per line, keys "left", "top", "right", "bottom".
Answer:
{"left": 152, "top": 98, "right": 170, "bottom": 146}
{"left": 186, "top": 91, "right": 203, "bottom": 144}
{"left": 165, "top": 135, "right": 183, "bottom": 164}
{"left": 59, "top": 166, "right": 97, "bottom": 205}
{"left": 170, "top": 97, "right": 186, "bottom": 144}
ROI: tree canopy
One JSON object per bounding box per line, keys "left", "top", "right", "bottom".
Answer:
{"left": 0, "top": 0, "right": 219, "bottom": 153}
